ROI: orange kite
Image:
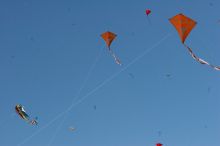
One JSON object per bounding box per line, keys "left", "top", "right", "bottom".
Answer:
{"left": 101, "top": 31, "right": 122, "bottom": 65}
{"left": 169, "top": 13, "right": 220, "bottom": 70}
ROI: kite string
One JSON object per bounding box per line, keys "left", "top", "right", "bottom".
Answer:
{"left": 46, "top": 46, "right": 103, "bottom": 146}
{"left": 17, "top": 110, "right": 66, "bottom": 146}
{"left": 17, "top": 33, "right": 172, "bottom": 146}
{"left": 46, "top": 113, "right": 66, "bottom": 146}
{"left": 17, "top": 47, "right": 103, "bottom": 146}
{"left": 66, "top": 33, "right": 172, "bottom": 111}
{"left": 146, "top": 16, "right": 151, "bottom": 25}
{"left": 70, "top": 46, "right": 103, "bottom": 106}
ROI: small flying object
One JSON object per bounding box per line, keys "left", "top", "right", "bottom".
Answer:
{"left": 15, "top": 104, "right": 38, "bottom": 126}
{"left": 69, "top": 127, "right": 76, "bottom": 131}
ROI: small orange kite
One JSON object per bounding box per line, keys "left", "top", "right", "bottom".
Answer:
{"left": 169, "top": 13, "right": 220, "bottom": 70}
{"left": 101, "top": 31, "right": 122, "bottom": 65}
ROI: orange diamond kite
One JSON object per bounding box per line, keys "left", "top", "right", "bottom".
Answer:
{"left": 101, "top": 31, "right": 117, "bottom": 48}
{"left": 169, "top": 13, "right": 197, "bottom": 43}
{"left": 169, "top": 13, "right": 220, "bottom": 71}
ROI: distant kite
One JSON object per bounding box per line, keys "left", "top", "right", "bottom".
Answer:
{"left": 165, "top": 74, "right": 171, "bottom": 78}
{"left": 30, "top": 117, "right": 38, "bottom": 125}
{"left": 145, "top": 9, "right": 151, "bottom": 24}
{"left": 69, "top": 127, "right": 76, "bottom": 131}
{"left": 101, "top": 31, "right": 122, "bottom": 65}
{"left": 156, "top": 143, "right": 162, "bottom": 146}
{"left": 128, "top": 73, "right": 135, "bottom": 79}
{"left": 15, "top": 104, "right": 38, "bottom": 126}
{"left": 169, "top": 13, "right": 220, "bottom": 70}
{"left": 146, "top": 9, "right": 151, "bottom": 16}
{"left": 15, "top": 104, "right": 30, "bottom": 121}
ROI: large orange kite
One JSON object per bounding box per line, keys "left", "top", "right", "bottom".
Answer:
{"left": 169, "top": 13, "right": 220, "bottom": 70}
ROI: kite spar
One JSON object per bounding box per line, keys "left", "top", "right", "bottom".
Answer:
{"left": 101, "top": 31, "right": 122, "bottom": 65}
{"left": 169, "top": 13, "right": 220, "bottom": 70}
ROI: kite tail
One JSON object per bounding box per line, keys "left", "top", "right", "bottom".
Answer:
{"left": 183, "top": 44, "right": 220, "bottom": 71}
{"left": 146, "top": 16, "right": 151, "bottom": 25}
{"left": 108, "top": 48, "right": 122, "bottom": 65}
{"left": 28, "top": 117, "right": 38, "bottom": 126}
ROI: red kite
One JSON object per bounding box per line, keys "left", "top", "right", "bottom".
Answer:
{"left": 101, "top": 31, "right": 122, "bottom": 65}
{"left": 156, "top": 143, "right": 162, "bottom": 146}
{"left": 145, "top": 9, "right": 152, "bottom": 24}
{"left": 169, "top": 13, "right": 220, "bottom": 71}
{"left": 146, "top": 9, "right": 151, "bottom": 16}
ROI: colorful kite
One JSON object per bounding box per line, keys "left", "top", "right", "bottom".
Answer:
{"left": 15, "top": 104, "right": 38, "bottom": 126}
{"left": 101, "top": 31, "right": 122, "bottom": 65}
{"left": 169, "top": 13, "right": 220, "bottom": 70}
{"left": 15, "top": 104, "right": 30, "bottom": 121}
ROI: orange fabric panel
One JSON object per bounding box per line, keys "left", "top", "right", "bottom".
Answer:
{"left": 169, "top": 13, "right": 197, "bottom": 43}
{"left": 101, "top": 31, "right": 117, "bottom": 47}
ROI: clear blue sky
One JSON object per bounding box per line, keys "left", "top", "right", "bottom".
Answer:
{"left": 0, "top": 0, "right": 220, "bottom": 146}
